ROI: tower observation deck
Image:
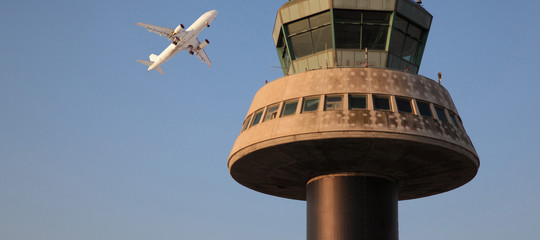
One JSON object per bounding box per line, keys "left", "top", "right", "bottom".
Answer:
{"left": 228, "top": 1, "right": 479, "bottom": 240}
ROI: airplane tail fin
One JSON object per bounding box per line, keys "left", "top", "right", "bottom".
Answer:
{"left": 137, "top": 58, "right": 164, "bottom": 74}
{"left": 149, "top": 54, "right": 159, "bottom": 62}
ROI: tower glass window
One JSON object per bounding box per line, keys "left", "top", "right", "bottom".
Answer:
{"left": 389, "top": 15, "right": 428, "bottom": 66}
{"left": 416, "top": 100, "right": 432, "bottom": 117}
{"left": 325, "top": 95, "right": 343, "bottom": 111}
{"left": 290, "top": 33, "right": 313, "bottom": 59}
{"left": 349, "top": 95, "right": 367, "bottom": 109}
{"left": 281, "top": 100, "right": 299, "bottom": 117}
{"left": 286, "top": 11, "right": 331, "bottom": 59}
{"left": 334, "top": 10, "right": 391, "bottom": 50}
{"left": 373, "top": 95, "right": 391, "bottom": 111}
{"left": 303, "top": 97, "right": 320, "bottom": 112}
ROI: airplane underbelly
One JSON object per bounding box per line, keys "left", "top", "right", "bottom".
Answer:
{"left": 157, "top": 44, "right": 178, "bottom": 63}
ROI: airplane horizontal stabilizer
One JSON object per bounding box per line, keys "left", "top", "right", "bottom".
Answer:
{"left": 137, "top": 59, "right": 153, "bottom": 67}
{"left": 154, "top": 66, "right": 164, "bottom": 74}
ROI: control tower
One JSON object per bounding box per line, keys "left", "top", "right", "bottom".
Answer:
{"left": 228, "top": 1, "right": 479, "bottom": 239}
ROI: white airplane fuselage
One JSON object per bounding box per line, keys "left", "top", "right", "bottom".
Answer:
{"left": 148, "top": 10, "right": 217, "bottom": 71}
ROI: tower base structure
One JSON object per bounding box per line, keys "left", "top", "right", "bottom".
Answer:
{"left": 307, "top": 174, "right": 398, "bottom": 240}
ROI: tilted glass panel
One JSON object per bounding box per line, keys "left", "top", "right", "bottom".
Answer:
{"left": 251, "top": 109, "right": 264, "bottom": 127}
{"left": 362, "top": 25, "right": 388, "bottom": 50}
{"left": 416, "top": 101, "right": 432, "bottom": 117}
{"left": 393, "top": 15, "right": 408, "bottom": 32}
{"left": 390, "top": 14, "right": 428, "bottom": 67}
{"left": 335, "top": 23, "right": 361, "bottom": 49}
{"left": 276, "top": 30, "right": 285, "bottom": 47}
{"left": 435, "top": 106, "right": 448, "bottom": 122}
{"left": 373, "top": 95, "right": 391, "bottom": 110}
{"left": 263, "top": 104, "right": 280, "bottom": 122}
{"left": 402, "top": 36, "right": 418, "bottom": 61}
{"left": 303, "top": 97, "right": 320, "bottom": 112}
{"left": 310, "top": 11, "right": 331, "bottom": 28}
{"left": 396, "top": 97, "right": 413, "bottom": 113}
{"left": 389, "top": 30, "right": 405, "bottom": 56}
{"left": 396, "top": 0, "right": 432, "bottom": 29}
{"left": 387, "top": 53, "right": 403, "bottom": 70}
{"left": 290, "top": 32, "right": 314, "bottom": 58}
{"left": 288, "top": 18, "right": 310, "bottom": 35}
{"left": 312, "top": 26, "right": 333, "bottom": 53}
{"left": 349, "top": 95, "right": 367, "bottom": 109}
{"left": 281, "top": 100, "right": 298, "bottom": 117}
{"left": 407, "top": 24, "right": 422, "bottom": 40}
{"left": 334, "top": 10, "right": 362, "bottom": 23}
{"left": 325, "top": 96, "right": 343, "bottom": 111}
{"left": 281, "top": 45, "right": 291, "bottom": 69}
{"left": 363, "top": 11, "right": 391, "bottom": 24}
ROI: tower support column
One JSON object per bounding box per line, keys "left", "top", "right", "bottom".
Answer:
{"left": 306, "top": 174, "right": 398, "bottom": 240}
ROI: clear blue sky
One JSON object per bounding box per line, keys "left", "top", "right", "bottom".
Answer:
{"left": 1, "top": 0, "right": 539, "bottom": 239}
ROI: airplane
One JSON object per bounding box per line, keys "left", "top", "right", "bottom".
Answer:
{"left": 136, "top": 10, "right": 218, "bottom": 74}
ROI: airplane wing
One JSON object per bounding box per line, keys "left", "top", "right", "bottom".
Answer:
{"left": 194, "top": 38, "right": 212, "bottom": 67}
{"left": 136, "top": 22, "right": 175, "bottom": 38}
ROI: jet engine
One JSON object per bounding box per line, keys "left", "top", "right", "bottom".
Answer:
{"left": 172, "top": 24, "right": 185, "bottom": 36}
{"left": 197, "top": 39, "right": 210, "bottom": 50}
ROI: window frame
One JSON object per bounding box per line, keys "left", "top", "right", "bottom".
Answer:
{"left": 281, "top": 99, "right": 299, "bottom": 117}
{"left": 250, "top": 109, "right": 265, "bottom": 128}
{"left": 389, "top": 15, "right": 428, "bottom": 67}
{"left": 416, "top": 100, "right": 433, "bottom": 117}
{"left": 325, "top": 95, "right": 343, "bottom": 111}
{"left": 434, "top": 105, "right": 449, "bottom": 123}
{"left": 286, "top": 11, "right": 332, "bottom": 59}
{"left": 263, "top": 103, "right": 280, "bottom": 122}
{"left": 333, "top": 10, "right": 391, "bottom": 51}
{"left": 302, "top": 96, "right": 321, "bottom": 113}
{"left": 372, "top": 94, "right": 392, "bottom": 111}
{"left": 241, "top": 114, "right": 253, "bottom": 132}
{"left": 395, "top": 97, "right": 413, "bottom": 114}
{"left": 448, "top": 111, "right": 460, "bottom": 128}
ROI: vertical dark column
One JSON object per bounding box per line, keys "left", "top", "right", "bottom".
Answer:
{"left": 307, "top": 174, "right": 398, "bottom": 240}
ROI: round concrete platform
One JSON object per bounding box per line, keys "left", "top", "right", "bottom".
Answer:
{"left": 228, "top": 68, "right": 479, "bottom": 200}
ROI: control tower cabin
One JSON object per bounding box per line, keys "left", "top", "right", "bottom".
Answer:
{"left": 228, "top": 1, "right": 479, "bottom": 240}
